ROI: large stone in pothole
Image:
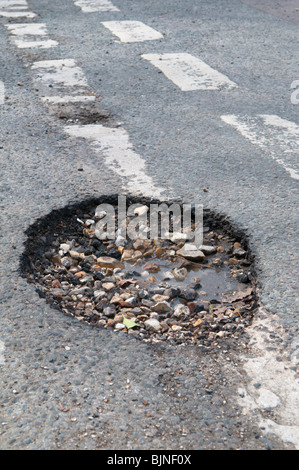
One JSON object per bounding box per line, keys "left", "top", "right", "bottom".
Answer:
{"left": 151, "top": 301, "right": 172, "bottom": 313}
{"left": 199, "top": 245, "right": 217, "bottom": 255}
{"left": 180, "top": 288, "right": 197, "bottom": 301}
{"left": 177, "top": 244, "right": 205, "bottom": 261}
{"left": 173, "top": 304, "right": 190, "bottom": 319}
{"left": 96, "top": 256, "right": 122, "bottom": 269}
{"left": 173, "top": 267, "right": 188, "bottom": 281}
{"left": 144, "top": 318, "right": 161, "bottom": 332}
{"left": 121, "top": 249, "right": 143, "bottom": 262}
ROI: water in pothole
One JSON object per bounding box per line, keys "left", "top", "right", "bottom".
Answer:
{"left": 123, "top": 257, "right": 245, "bottom": 301}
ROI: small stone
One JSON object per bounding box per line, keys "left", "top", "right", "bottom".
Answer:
{"left": 144, "top": 319, "right": 161, "bottom": 332}
{"left": 115, "top": 235, "right": 127, "bottom": 247}
{"left": 51, "top": 288, "right": 65, "bottom": 298}
{"left": 143, "top": 262, "right": 160, "bottom": 273}
{"left": 152, "top": 294, "right": 170, "bottom": 302}
{"left": 173, "top": 267, "right": 188, "bottom": 281}
{"left": 162, "top": 271, "right": 175, "bottom": 280}
{"left": 79, "top": 276, "right": 93, "bottom": 284}
{"left": 61, "top": 257, "right": 75, "bottom": 268}
{"left": 121, "top": 250, "right": 143, "bottom": 262}
{"left": 133, "top": 239, "right": 151, "bottom": 251}
{"left": 96, "top": 256, "right": 122, "bottom": 269}
{"left": 180, "top": 288, "right": 197, "bottom": 301}
{"left": 110, "top": 293, "right": 122, "bottom": 304}
{"left": 134, "top": 205, "right": 148, "bottom": 216}
{"left": 233, "top": 247, "right": 246, "bottom": 258}
{"left": 115, "top": 323, "right": 126, "bottom": 330}
{"left": 69, "top": 250, "right": 85, "bottom": 261}
{"left": 170, "top": 232, "right": 188, "bottom": 243}
{"left": 149, "top": 312, "right": 160, "bottom": 320}
{"left": 198, "top": 245, "right": 217, "bottom": 255}
{"left": 160, "top": 321, "right": 169, "bottom": 332}
{"left": 141, "top": 299, "right": 155, "bottom": 308}
{"left": 95, "top": 209, "right": 107, "bottom": 219}
{"left": 163, "top": 287, "right": 181, "bottom": 298}
{"left": 177, "top": 247, "right": 205, "bottom": 261}
{"left": 52, "top": 279, "right": 61, "bottom": 288}
{"left": 103, "top": 306, "right": 116, "bottom": 317}
{"left": 151, "top": 301, "right": 172, "bottom": 313}
{"left": 102, "top": 282, "right": 115, "bottom": 291}
{"left": 94, "top": 290, "right": 106, "bottom": 300}
{"left": 171, "top": 325, "right": 183, "bottom": 332}
{"left": 173, "top": 304, "right": 189, "bottom": 319}
{"left": 59, "top": 243, "right": 71, "bottom": 254}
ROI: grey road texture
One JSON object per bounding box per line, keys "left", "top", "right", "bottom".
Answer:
{"left": 0, "top": 0, "right": 298, "bottom": 450}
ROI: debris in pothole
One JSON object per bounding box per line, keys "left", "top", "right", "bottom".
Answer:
{"left": 22, "top": 199, "right": 257, "bottom": 347}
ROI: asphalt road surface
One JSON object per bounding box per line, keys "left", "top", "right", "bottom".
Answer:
{"left": 0, "top": 0, "right": 298, "bottom": 450}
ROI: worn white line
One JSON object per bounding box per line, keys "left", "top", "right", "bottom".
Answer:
{"left": 6, "top": 24, "right": 58, "bottom": 49}
{"left": 0, "top": 10, "right": 35, "bottom": 17}
{"left": 13, "top": 39, "right": 58, "bottom": 48}
{"left": 31, "top": 59, "right": 88, "bottom": 88}
{"left": 0, "top": 80, "right": 5, "bottom": 105}
{"left": 221, "top": 114, "right": 299, "bottom": 180}
{"left": 142, "top": 53, "right": 237, "bottom": 91}
{"left": 0, "top": 0, "right": 36, "bottom": 17}
{"left": 41, "top": 95, "right": 96, "bottom": 104}
{"left": 0, "top": 0, "right": 27, "bottom": 7}
{"left": 101, "top": 20, "right": 163, "bottom": 43}
{"left": 64, "top": 124, "right": 163, "bottom": 197}
{"left": 73, "top": 0, "right": 119, "bottom": 13}
{"left": 6, "top": 23, "right": 48, "bottom": 35}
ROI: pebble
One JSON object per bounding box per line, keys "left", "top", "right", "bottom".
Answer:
{"left": 134, "top": 205, "right": 148, "bottom": 216}
{"left": 173, "top": 304, "right": 189, "bottom": 319}
{"left": 144, "top": 319, "right": 161, "bottom": 332}
{"left": 171, "top": 325, "right": 183, "bottom": 332}
{"left": 199, "top": 245, "right": 217, "bottom": 255}
{"left": 115, "top": 323, "right": 126, "bottom": 330}
{"left": 97, "top": 256, "right": 122, "bottom": 269}
{"left": 177, "top": 247, "right": 205, "bottom": 261}
{"left": 173, "top": 267, "right": 188, "bottom": 281}
{"left": 102, "top": 282, "right": 115, "bottom": 291}
{"left": 151, "top": 301, "right": 172, "bottom": 313}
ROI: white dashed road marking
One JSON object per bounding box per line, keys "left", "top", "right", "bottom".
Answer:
{"left": 101, "top": 20, "right": 163, "bottom": 43}
{"left": 73, "top": 0, "right": 119, "bottom": 13}
{"left": 221, "top": 114, "right": 299, "bottom": 180}
{"left": 64, "top": 124, "right": 163, "bottom": 197}
{"left": 0, "top": 0, "right": 36, "bottom": 18}
{"left": 0, "top": 80, "right": 5, "bottom": 105}
{"left": 31, "top": 59, "right": 96, "bottom": 104}
{"left": 142, "top": 53, "right": 237, "bottom": 91}
{"left": 31, "top": 59, "right": 88, "bottom": 88}
{"left": 41, "top": 95, "right": 96, "bottom": 104}
{"left": 5, "top": 23, "right": 58, "bottom": 49}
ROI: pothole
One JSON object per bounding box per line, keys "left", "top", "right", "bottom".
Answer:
{"left": 56, "top": 105, "right": 111, "bottom": 124}
{"left": 21, "top": 196, "right": 258, "bottom": 348}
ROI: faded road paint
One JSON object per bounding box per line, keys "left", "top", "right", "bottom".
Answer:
{"left": 101, "top": 20, "right": 163, "bottom": 43}
{"left": 221, "top": 114, "right": 299, "bottom": 180}
{"left": 142, "top": 53, "right": 237, "bottom": 91}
